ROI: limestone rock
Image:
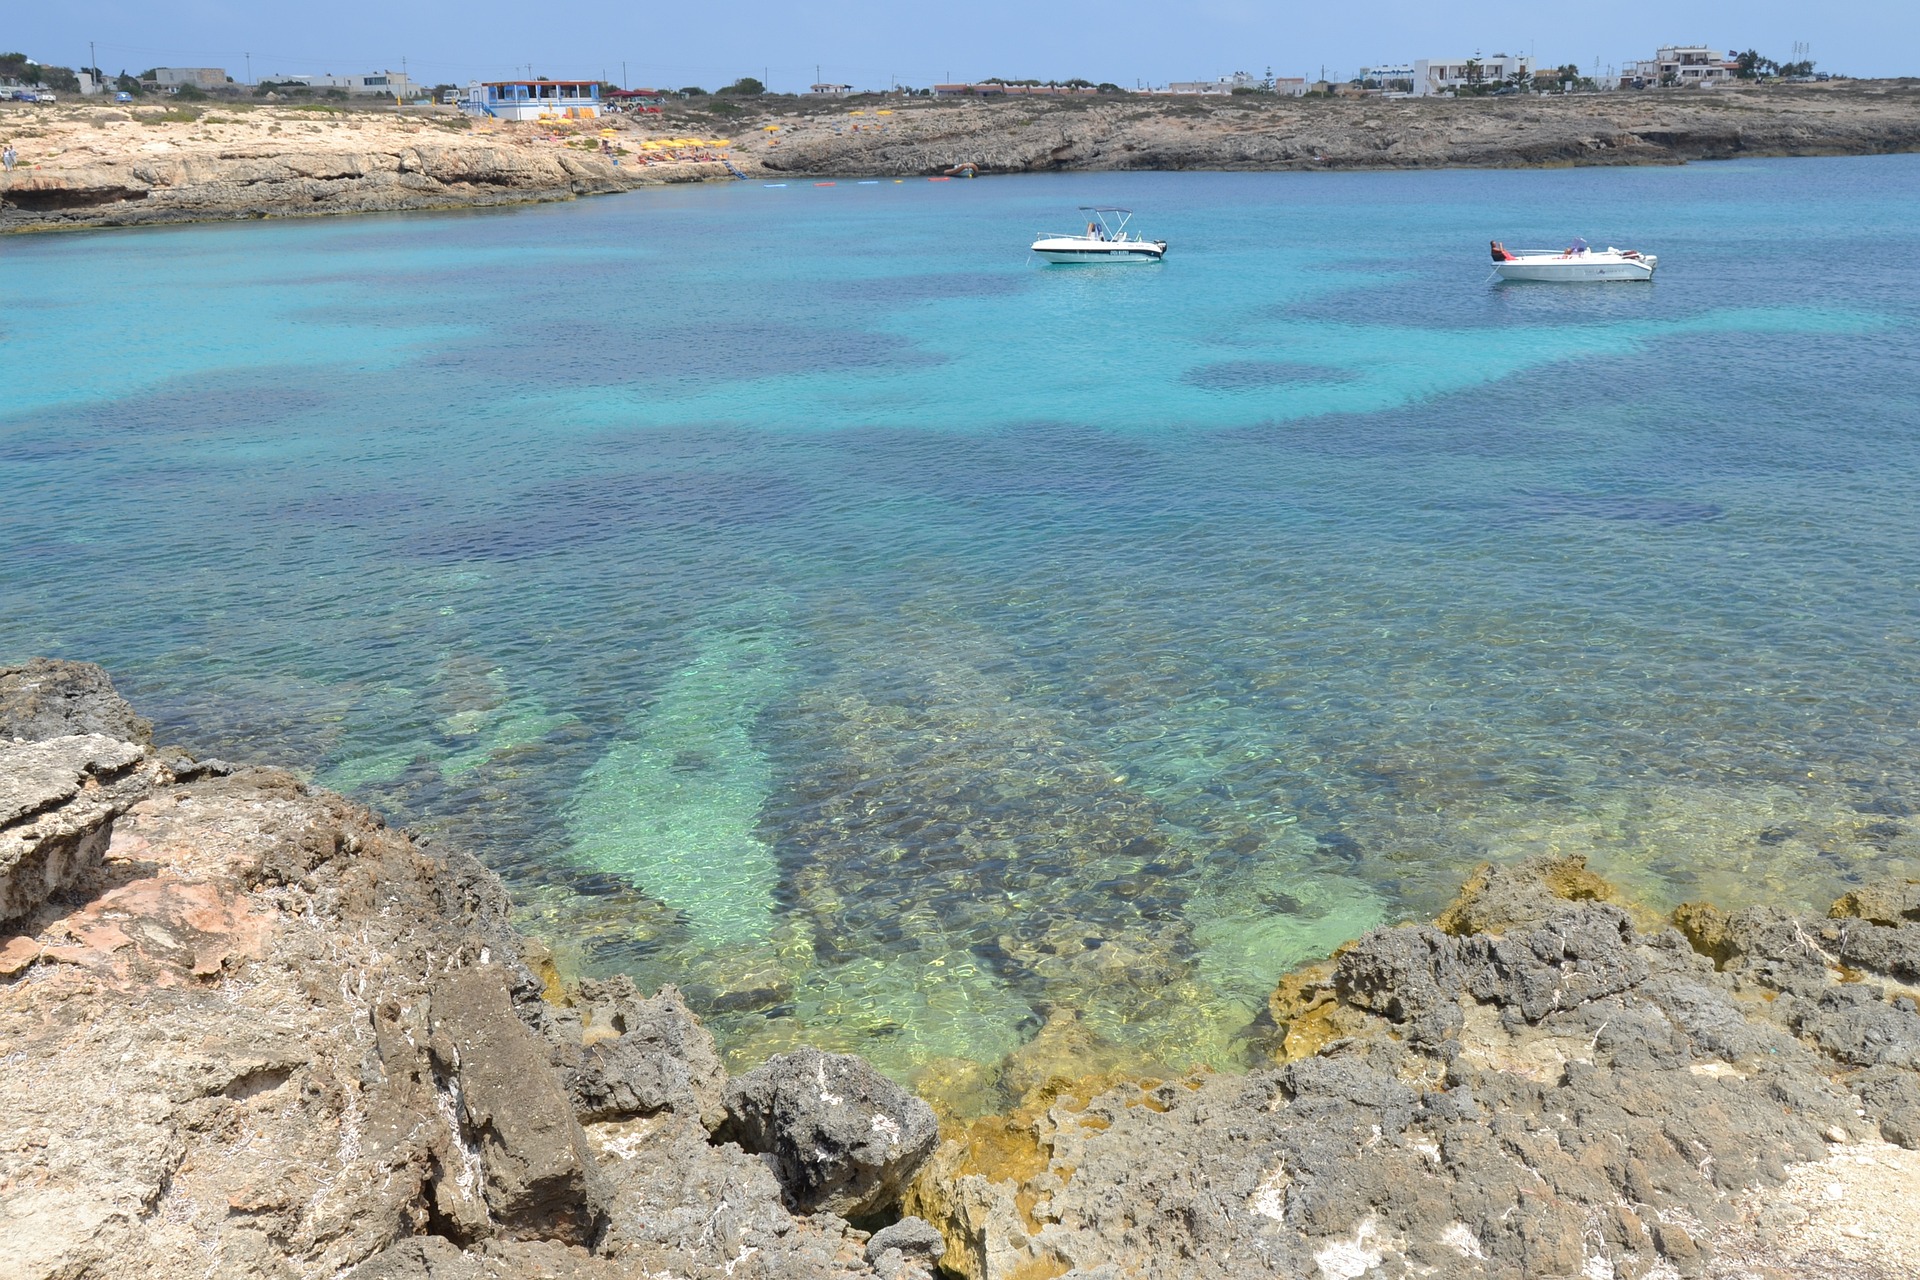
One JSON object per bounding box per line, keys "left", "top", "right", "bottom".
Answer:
{"left": 1827, "top": 917, "right": 1920, "bottom": 983}
{"left": 905, "top": 860, "right": 1920, "bottom": 1280}
{"left": 1434, "top": 853, "right": 1614, "bottom": 936}
{"left": 866, "top": 1216, "right": 945, "bottom": 1265}
{"left": 720, "top": 1049, "right": 939, "bottom": 1218}
{"left": 0, "top": 658, "right": 152, "bottom": 744}
{"left": 866, "top": 1215, "right": 945, "bottom": 1280}
{"left": 430, "top": 965, "right": 607, "bottom": 1245}
{"left": 1853, "top": 1066, "right": 1920, "bottom": 1149}
{"left": 565, "top": 979, "right": 727, "bottom": 1130}
{"left": 0, "top": 733, "right": 153, "bottom": 923}
{"left": 1830, "top": 880, "right": 1920, "bottom": 927}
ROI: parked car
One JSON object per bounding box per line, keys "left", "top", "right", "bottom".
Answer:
{"left": 114, "top": 91, "right": 133, "bottom": 103}
{"left": 7, "top": 89, "right": 34, "bottom": 101}
{"left": 33, "top": 92, "right": 56, "bottom": 103}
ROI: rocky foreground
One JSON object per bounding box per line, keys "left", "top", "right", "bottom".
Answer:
{"left": 4, "top": 657, "right": 1920, "bottom": 1279}
{"left": 3, "top": 82, "right": 1918, "bottom": 235}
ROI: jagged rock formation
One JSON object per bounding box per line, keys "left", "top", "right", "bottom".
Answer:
{"left": 719, "top": 1049, "right": 942, "bottom": 1218}
{"left": 1, "top": 658, "right": 155, "bottom": 743}
{"left": 905, "top": 856, "right": 1920, "bottom": 1279}
{"left": 0, "top": 662, "right": 936, "bottom": 1279}
{"left": 0, "top": 733, "right": 158, "bottom": 923}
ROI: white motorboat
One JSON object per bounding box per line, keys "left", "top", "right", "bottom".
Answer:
{"left": 1032, "top": 207, "right": 1168, "bottom": 264}
{"left": 1489, "top": 238, "right": 1657, "bottom": 282}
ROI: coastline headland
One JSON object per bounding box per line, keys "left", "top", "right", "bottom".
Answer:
{"left": 4, "top": 657, "right": 1920, "bottom": 1278}
{"left": 2, "top": 81, "right": 1918, "bottom": 234}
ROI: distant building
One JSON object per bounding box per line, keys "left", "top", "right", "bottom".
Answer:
{"left": 281, "top": 71, "right": 420, "bottom": 97}
{"left": 77, "top": 70, "right": 103, "bottom": 96}
{"left": 149, "top": 67, "right": 228, "bottom": 92}
{"left": 930, "top": 82, "right": 1096, "bottom": 98}
{"left": 1359, "top": 63, "right": 1416, "bottom": 93}
{"left": 1621, "top": 46, "right": 1736, "bottom": 88}
{"left": 462, "top": 79, "right": 602, "bottom": 120}
{"left": 1168, "top": 71, "right": 1260, "bottom": 95}
{"left": 810, "top": 83, "right": 853, "bottom": 96}
{"left": 1410, "top": 53, "right": 1534, "bottom": 95}
{"left": 1272, "top": 77, "right": 1308, "bottom": 96}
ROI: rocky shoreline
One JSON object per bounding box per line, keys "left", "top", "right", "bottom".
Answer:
{"left": 0, "top": 105, "right": 723, "bottom": 235}
{"left": 734, "top": 80, "right": 1920, "bottom": 180}
{"left": 2, "top": 82, "right": 1917, "bottom": 235}
{"left": 5, "top": 658, "right": 1920, "bottom": 1278}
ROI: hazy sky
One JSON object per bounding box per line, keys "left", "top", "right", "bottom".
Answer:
{"left": 13, "top": 1, "right": 1905, "bottom": 91}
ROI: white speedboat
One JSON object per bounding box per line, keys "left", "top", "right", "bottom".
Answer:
{"left": 1032, "top": 207, "right": 1168, "bottom": 264}
{"left": 1490, "top": 238, "right": 1656, "bottom": 282}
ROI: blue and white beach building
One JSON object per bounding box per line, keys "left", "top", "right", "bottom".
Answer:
{"left": 462, "top": 80, "right": 602, "bottom": 121}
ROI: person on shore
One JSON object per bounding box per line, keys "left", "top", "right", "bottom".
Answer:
{"left": 2, "top": 143, "right": 16, "bottom": 173}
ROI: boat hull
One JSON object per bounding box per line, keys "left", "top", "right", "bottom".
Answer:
{"left": 1032, "top": 239, "right": 1167, "bottom": 264}
{"left": 1493, "top": 254, "right": 1656, "bottom": 282}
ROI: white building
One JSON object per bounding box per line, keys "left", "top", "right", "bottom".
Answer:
{"left": 461, "top": 80, "right": 602, "bottom": 121}
{"left": 283, "top": 71, "right": 420, "bottom": 97}
{"left": 1410, "top": 53, "right": 1534, "bottom": 95}
{"left": 1359, "top": 63, "right": 1416, "bottom": 93}
{"left": 1167, "top": 71, "right": 1261, "bottom": 95}
{"left": 809, "top": 82, "right": 852, "bottom": 96}
{"left": 1623, "top": 47, "right": 1735, "bottom": 87}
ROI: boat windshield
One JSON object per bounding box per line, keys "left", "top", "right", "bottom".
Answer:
{"left": 1078, "top": 206, "right": 1133, "bottom": 240}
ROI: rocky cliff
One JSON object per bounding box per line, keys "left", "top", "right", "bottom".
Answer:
{"left": 4, "top": 658, "right": 1919, "bottom": 1279}
{"left": 0, "top": 108, "right": 724, "bottom": 234}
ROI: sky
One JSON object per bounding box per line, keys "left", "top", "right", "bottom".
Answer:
{"left": 11, "top": 1, "right": 1909, "bottom": 91}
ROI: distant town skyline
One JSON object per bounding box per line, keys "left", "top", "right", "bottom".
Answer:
{"left": 10, "top": 0, "right": 1909, "bottom": 90}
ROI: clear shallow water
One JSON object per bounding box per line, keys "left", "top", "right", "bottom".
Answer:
{"left": 6, "top": 159, "right": 1920, "bottom": 1106}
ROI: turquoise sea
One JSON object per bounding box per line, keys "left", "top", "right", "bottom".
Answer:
{"left": 6, "top": 158, "right": 1920, "bottom": 1106}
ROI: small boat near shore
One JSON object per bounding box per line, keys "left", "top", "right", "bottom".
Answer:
{"left": 1490, "top": 238, "right": 1656, "bottom": 282}
{"left": 1032, "top": 207, "right": 1168, "bottom": 264}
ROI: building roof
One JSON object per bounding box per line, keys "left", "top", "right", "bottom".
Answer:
{"left": 483, "top": 80, "right": 598, "bottom": 88}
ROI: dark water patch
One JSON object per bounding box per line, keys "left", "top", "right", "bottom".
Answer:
{"left": 1182, "top": 361, "right": 1357, "bottom": 392}
{"left": 407, "top": 468, "right": 811, "bottom": 561}
{"left": 418, "top": 320, "right": 948, "bottom": 392}
{"left": 1517, "top": 491, "right": 1725, "bottom": 525}
{"left": 274, "top": 489, "right": 438, "bottom": 523}
{"left": 827, "top": 421, "right": 1170, "bottom": 506}
{"left": 821, "top": 272, "right": 1030, "bottom": 306}
{"left": 0, "top": 380, "right": 336, "bottom": 458}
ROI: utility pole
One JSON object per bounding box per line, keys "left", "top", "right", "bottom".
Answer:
{"left": 244, "top": 51, "right": 251, "bottom": 84}
{"left": 622, "top": 61, "right": 627, "bottom": 88}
